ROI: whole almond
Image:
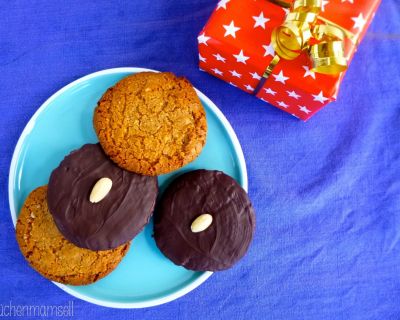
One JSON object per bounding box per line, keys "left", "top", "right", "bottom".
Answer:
{"left": 191, "top": 214, "right": 213, "bottom": 233}
{"left": 89, "top": 177, "right": 112, "bottom": 203}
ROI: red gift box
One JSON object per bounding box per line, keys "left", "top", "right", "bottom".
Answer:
{"left": 198, "top": 0, "right": 381, "bottom": 120}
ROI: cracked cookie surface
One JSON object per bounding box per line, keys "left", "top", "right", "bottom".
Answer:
{"left": 93, "top": 72, "right": 207, "bottom": 176}
{"left": 15, "top": 186, "right": 130, "bottom": 286}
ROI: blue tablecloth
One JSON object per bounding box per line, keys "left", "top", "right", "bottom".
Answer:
{"left": 1, "top": 1, "right": 399, "bottom": 319}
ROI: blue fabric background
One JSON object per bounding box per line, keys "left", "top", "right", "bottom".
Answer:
{"left": 1, "top": 1, "right": 399, "bottom": 319}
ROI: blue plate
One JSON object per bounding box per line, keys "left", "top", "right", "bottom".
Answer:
{"left": 8, "top": 68, "right": 247, "bottom": 308}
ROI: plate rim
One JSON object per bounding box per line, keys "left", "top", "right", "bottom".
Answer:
{"left": 8, "top": 67, "right": 248, "bottom": 308}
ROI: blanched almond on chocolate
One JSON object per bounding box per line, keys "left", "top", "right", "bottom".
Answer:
{"left": 89, "top": 178, "right": 112, "bottom": 203}
{"left": 191, "top": 214, "right": 213, "bottom": 233}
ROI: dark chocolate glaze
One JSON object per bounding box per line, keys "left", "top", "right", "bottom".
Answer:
{"left": 154, "top": 170, "right": 255, "bottom": 271}
{"left": 48, "top": 144, "right": 158, "bottom": 250}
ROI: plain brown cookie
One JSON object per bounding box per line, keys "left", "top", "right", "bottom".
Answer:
{"left": 93, "top": 72, "right": 207, "bottom": 176}
{"left": 15, "top": 186, "right": 130, "bottom": 286}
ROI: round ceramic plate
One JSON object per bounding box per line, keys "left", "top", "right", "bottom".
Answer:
{"left": 8, "top": 67, "right": 247, "bottom": 308}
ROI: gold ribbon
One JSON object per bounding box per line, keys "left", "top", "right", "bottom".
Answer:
{"left": 265, "top": 0, "right": 357, "bottom": 77}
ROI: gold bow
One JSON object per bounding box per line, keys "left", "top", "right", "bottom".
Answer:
{"left": 265, "top": 0, "right": 357, "bottom": 77}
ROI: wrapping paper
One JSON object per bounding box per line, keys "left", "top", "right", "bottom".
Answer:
{"left": 198, "top": 0, "right": 381, "bottom": 120}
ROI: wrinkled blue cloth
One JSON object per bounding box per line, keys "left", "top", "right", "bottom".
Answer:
{"left": 1, "top": 1, "right": 399, "bottom": 319}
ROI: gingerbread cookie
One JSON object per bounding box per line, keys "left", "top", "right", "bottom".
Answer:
{"left": 93, "top": 72, "right": 207, "bottom": 176}
{"left": 47, "top": 144, "right": 158, "bottom": 251}
{"left": 154, "top": 170, "right": 255, "bottom": 271}
{"left": 15, "top": 186, "right": 130, "bottom": 286}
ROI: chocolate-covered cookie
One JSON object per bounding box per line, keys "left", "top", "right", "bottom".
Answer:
{"left": 48, "top": 143, "right": 158, "bottom": 250}
{"left": 154, "top": 170, "right": 255, "bottom": 271}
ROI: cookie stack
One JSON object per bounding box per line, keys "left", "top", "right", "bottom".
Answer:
{"left": 16, "top": 72, "right": 255, "bottom": 286}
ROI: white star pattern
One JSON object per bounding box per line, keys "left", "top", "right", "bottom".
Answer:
{"left": 282, "top": 7, "right": 290, "bottom": 16}
{"left": 264, "top": 88, "right": 276, "bottom": 96}
{"left": 321, "top": 0, "right": 329, "bottom": 11}
{"left": 273, "top": 70, "right": 289, "bottom": 84}
{"left": 233, "top": 50, "right": 249, "bottom": 64}
{"left": 249, "top": 72, "right": 261, "bottom": 80}
{"left": 341, "top": 0, "right": 354, "bottom": 3}
{"left": 213, "top": 53, "right": 226, "bottom": 63}
{"left": 302, "top": 66, "right": 316, "bottom": 79}
{"left": 277, "top": 101, "right": 289, "bottom": 108}
{"left": 198, "top": 33, "right": 210, "bottom": 45}
{"left": 230, "top": 70, "right": 242, "bottom": 78}
{"left": 197, "top": 4, "right": 345, "bottom": 120}
{"left": 262, "top": 43, "right": 275, "bottom": 57}
{"left": 299, "top": 105, "right": 311, "bottom": 114}
{"left": 351, "top": 13, "right": 366, "bottom": 30}
{"left": 223, "top": 20, "right": 240, "bottom": 38}
{"left": 312, "top": 91, "right": 329, "bottom": 104}
{"left": 287, "top": 90, "right": 301, "bottom": 99}
{"left": 252, "top": 12, "right": 270, "bottom": 29}
{"left": 212, "top": 68, "right": 223, "bottom": 76}
{"left": 217, "top": 0, "right": 230, "bottom": 10}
